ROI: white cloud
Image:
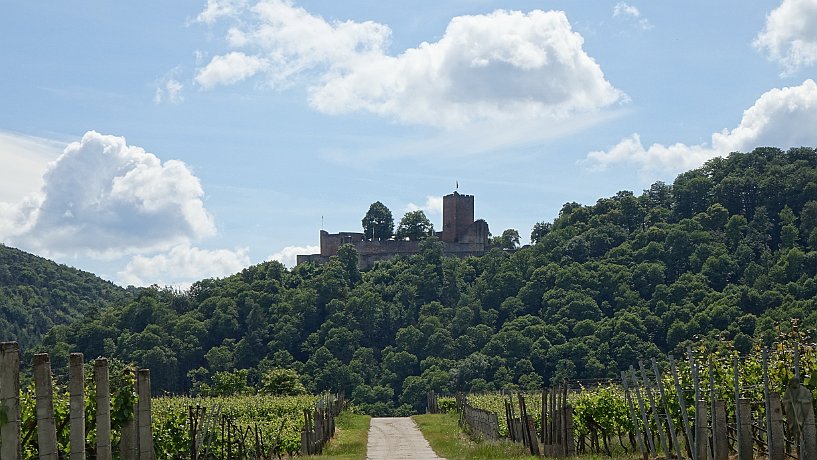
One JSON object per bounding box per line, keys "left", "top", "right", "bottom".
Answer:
{"left": 195, "top": 0, "right": 247, "bottom": 24}
{"left": 584, "top": 79, "right": 817, "bottom": 176}
{"left": 584, "top": 133, "right": 717, "bottom": 178}
{"left": 118, "top": 244, "right": 250, "bottom": 287}
{"left": 613, "top": 2, "right": 640, "bottom": 18}
{"left": 195, "top": 52, "right": 269, "bottom": 89}
{"left": 268, "top": 245, "right": 319, "bottom": 267}
{"left": 1, "top": 131, "right": 216, "bottom": 257}
{"left": 406, "top": 195, "right": 443, "bottom": 215}
{"left": 612, "top": 2, "right": 652, "bottom": 30}
{"left": 754, "top": 0, "right": 817, "bottom": 75}
{"left": 194, "top": 1, "right": 624, "bottom": 128}
{"left": 154, "top": 71, "right": 184, "bottom": 104}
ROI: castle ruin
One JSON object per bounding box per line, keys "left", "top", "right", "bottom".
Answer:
{"left": 296, "top": 191, "right": 490, "bottom": 269}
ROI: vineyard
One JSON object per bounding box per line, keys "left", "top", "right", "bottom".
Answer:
{"left": 447, "top": 329, "right": 817, "bottom": 459}
{"left": 0, "top": 343, "right": 341, "bottom": 459}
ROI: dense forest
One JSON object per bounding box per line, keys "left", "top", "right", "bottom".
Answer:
{"left": 0, "top": 245, "right": 130, "bottom": 347}
{"left": 24, "top": 146, "right": 817, "bottom": 415}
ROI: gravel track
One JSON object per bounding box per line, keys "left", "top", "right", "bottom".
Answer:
{"left": 365, "top": 417, "right": 444, "bottom": 460}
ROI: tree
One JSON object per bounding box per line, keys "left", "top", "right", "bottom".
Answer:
{"left": 395, "top": 210, "right": 434, "bottom": 241}
{"left": 362, "top": 201, "right": 394, "bottom": 240}
{"left": 491, "top": 229, "right": 521, "bottom": 250}
{"left": 530, "top": 222, "right": 551, "bottom": 245}
{"left": 260, "top": 368, "right": 307, "bottom": 396}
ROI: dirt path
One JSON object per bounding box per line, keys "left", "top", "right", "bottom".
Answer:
{"left": 365, "top": 417, "right": 444, "bottom": 460}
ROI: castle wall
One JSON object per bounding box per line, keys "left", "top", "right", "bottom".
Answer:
{"left": 299, "top": 191, "right": 488, "bottom": 268}
{"left": 320, "top": 230, "right": 365, "bottom": 256}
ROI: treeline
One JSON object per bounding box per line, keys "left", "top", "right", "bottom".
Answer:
{"left": 37, "top": 147, "right": 817, "bottom": 415}
{"left": 0, "top": 244, "right": 130, "bottom": 347}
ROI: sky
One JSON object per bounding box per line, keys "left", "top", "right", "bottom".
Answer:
{"left": 2, "top": 0, "right": 817, "bottom": 287}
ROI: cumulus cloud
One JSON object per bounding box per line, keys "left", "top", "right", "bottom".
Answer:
{"left": 1, "top": 131, "right": 216, "bottom": 257}
{"left": 118, "top": 244, "right": 250, "bottom": 287}
{"left": 268, "top": 245, "right": 319, "bottom": 267}
{"left": 612, "top": 2, "right": 652, "bottom": 30}
{"left": 194, "top": 1, "right": 624, "bottom": 127}
{"left": 195, "top": 52, "right": 269, "bottom": 89}
{"left": 584, "top": 79, "right": 817, "bottom": 176}
{"left": 195, "top": 0, "right": 247, "bottom": 24}
{"left": 406, "top": 196, "right": 443, "bottom": 215}
{"left": 754, "top": 0, "right": 817, "bottom": 75}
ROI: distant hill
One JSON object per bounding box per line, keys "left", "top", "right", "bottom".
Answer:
{"left": 0, "top": 244, "right": 130, "bottom": 348}
{"left": 38, "top": 146, "right": 817, "bottom": 414}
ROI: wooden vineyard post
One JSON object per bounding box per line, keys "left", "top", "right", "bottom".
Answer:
{"left": 95, "top": 358, "right": 112, "bottom": 460}
{"left": 630, "top": 367, "right": 656, "bottom": 456}
{"left": 670, "top": 355, "right": 695, "bottom": 460}
{"left": 622, "top": 371, "right": 646, "bottom": 457}
{"left": 803, "top": 400, "right": 817, "bottom": 460}
{"left": 712, "top": 400, "right": 728, "bottom": 460}
{"left": 639, "top": 360, "right": 668, "bottom": 456}
{"left": 137, "top": 369, "right": 154, "bottom": 459}
{"left": 769, "top": 393, "right": 785, "bottom": 460}
{"left": 736, "top": 399, "right": 753, "bottom": 460}
{"left": 733, "top": 356, "right": 744, "bottom": 460}
{"left": 652, "top": 358, "right": 682, "bottom": 460}
{"left": 763, "top": 348, "right": 773, "bottom": 460}
{"left": 69, "top": 353, "right": 85, "bottom": 460}
{"left": 0, "top": 342, "right": 21, "bottom": 460}
{"left": 695, "top": 400, "right": 708, "bottom": 460}
{"left": 33, "top": 353, "right": 58, "bottom": 460}
{"left": 564, "top": 402, "right": 575, "bottom": 457}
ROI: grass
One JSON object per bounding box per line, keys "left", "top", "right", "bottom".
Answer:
{"left": 307, "top": 412, "right": 371, "bottom": 460}
{"left": 413, "top": 412, "right": 540, "bottom": 460}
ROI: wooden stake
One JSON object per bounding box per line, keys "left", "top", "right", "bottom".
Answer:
{"left": 33, "top": 353, "right": 58, "bottom": 460}
{"left": 69, "top": 353, "right": 85, "bottom": 460}
{"left": 0, "top": 342, "right": 21, "bottom": 460}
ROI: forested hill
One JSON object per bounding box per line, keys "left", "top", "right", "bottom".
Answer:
{"left": 39, "top": 146, "right": 817, "bottom": 415}
{"left": 0, "top": 244, "right": 130, "bottom": 348}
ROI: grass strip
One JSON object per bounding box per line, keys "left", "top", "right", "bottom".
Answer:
{"left": 309, "top": 412, "right": 371, "bottom": 459}
{"left": 413, "top": 412, "right": 539, "bottom": 460}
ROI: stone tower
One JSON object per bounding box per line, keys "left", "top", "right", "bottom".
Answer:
{"left": 441, "top": 191, "right": 474, "bottom": 242}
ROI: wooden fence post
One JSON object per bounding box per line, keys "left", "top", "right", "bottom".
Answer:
{"left": 770, "top": 393, "right": 785, "bottom": 460}
{"left": 713, "top": 400, "right": 728, "bottom": 460}
{"left": 670, "top": 355, "right": 695, "bottom": 460}
{"left": 564, "top": 403, "right": 575, "bottom": 457}
{"left": 69, "top": 353, "right": 85, "bottom": 460}
{"left": 736, "top": 399, "right": 753, "bottom": 460}
{"left": 0, "top": 342, "right": 21, "bottom": 460}
{"left": 137, "top": 369, "right": 154, "bottom": 460}
{"left": 803, "top": 401, "right": 817, "bottom": 460}
{"left": 95, "top": 358, "right": 112, "bottom": 460}
{"left": 33, "top": 353, "right": 58, "bottom": 460}
{"left": 695, "top": 400, "right": 708, "bottom": 460}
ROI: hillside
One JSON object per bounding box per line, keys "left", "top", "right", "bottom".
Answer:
{"left": 0, "top": 244, "right": 131, "bottom": 348}
{"left": 38, "top": 146, "right": 817, "bottom": 414}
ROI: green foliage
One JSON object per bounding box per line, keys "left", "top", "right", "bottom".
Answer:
{"left": 362, "top": 201, "right": 394, "bottom": 241}
{"left": 152, "top": 393, "right": 320, "bottom": 457}
{"left": 21, "top": 146, "right": 817, "bottom": 416}
{"left": 491, "top": 229, "right": 521, "bottom": 250}
{"left": 396, "top": 210, "right": 434, "bottom": 241}
{"left": 260, "top": 368, "right": 307, "bottom": 396}
{"left": 0, "top": 244, "right": 130, "bottom": 348}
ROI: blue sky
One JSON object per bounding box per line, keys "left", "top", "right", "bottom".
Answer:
{"left": 2, "top": 0, "right": 817, "bottom": 287}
